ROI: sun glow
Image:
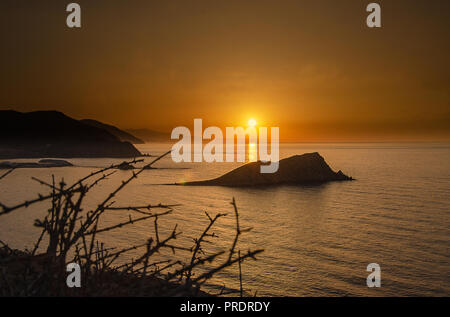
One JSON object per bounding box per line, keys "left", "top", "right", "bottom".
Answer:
{"left": 248, "top": 118, "right": 257, "bottom": 128}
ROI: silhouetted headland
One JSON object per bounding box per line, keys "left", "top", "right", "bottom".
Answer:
{"left": 180, "top": 152, "right": 353, "bottom": 187}
{"left": 81, "top": 119, "right": 145, "bottom": 144}
{"left": 0, "top": 110, "right": 141, "bottom": 159}
{"left": 126, "top": 128, "right": 171, "bottom": 143}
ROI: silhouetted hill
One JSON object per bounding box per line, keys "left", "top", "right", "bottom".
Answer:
{"left": 182, "top": 153, "right": 353, "bottom": 186}
{"left": 0, "top": 110, "right": 141, "bottom": 159}
{"left": 81, "top": 119, "right": 144, "bottom": 144}
{"left": 125, "top": 128, "right": 171, "bottom": 143}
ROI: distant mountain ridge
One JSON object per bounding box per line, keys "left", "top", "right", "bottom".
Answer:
{"left": 81, "top": 119, "right": 145, "bottom": 144}
{"left": 0, "top": 110, "right": 141, "bottom": 159}
{"left": 125, "top": 128, "right": 171, "bottom": 143}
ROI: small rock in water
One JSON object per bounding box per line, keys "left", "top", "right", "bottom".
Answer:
{"left": 0, "top": 159, "right": 73, "bottom": 169}
{"left": 117, "top": 161, "right": 134, "bottom": 170}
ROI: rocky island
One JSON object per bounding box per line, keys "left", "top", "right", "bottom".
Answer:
{"left": 181, "top": 152, "right": 353, "bottom": 187}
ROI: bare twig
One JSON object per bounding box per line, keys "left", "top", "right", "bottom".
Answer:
{"left": 0, "top": 151, "right": 264, "bottom": 296}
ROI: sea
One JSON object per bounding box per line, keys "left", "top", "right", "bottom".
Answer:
{"left": 0, "top": 142, "right": 449, "bottom": 296}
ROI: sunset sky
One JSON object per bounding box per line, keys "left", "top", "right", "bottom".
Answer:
{"left": 1, "top": 0, "right": 449, "bottom": 141}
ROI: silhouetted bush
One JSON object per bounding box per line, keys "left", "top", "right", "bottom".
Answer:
{"left": 0, "top": 152, "right": 263, "bottom": 296}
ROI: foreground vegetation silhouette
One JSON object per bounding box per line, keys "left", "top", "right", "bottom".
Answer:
{"left": 0, "top": 152, "right": 263, "bottom": 296}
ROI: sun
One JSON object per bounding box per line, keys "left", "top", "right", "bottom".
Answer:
{"left": 248, "top": 118, "right": 257, "bottom": 128}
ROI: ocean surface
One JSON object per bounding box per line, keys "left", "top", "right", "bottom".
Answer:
{"left": 0, "top": 143, "right": 449, "bottom": 296}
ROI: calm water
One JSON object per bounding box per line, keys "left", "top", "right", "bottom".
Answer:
{"left": 0, "top": 143, "right": 449, "bottom": 296}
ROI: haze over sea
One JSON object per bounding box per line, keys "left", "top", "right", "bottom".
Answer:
{"left": 1, "top": 143, "right": 449, "bottom": 296}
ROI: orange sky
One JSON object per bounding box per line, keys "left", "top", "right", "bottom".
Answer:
{"left": 1, "top": 0, "right": 449, "bottom": 142}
